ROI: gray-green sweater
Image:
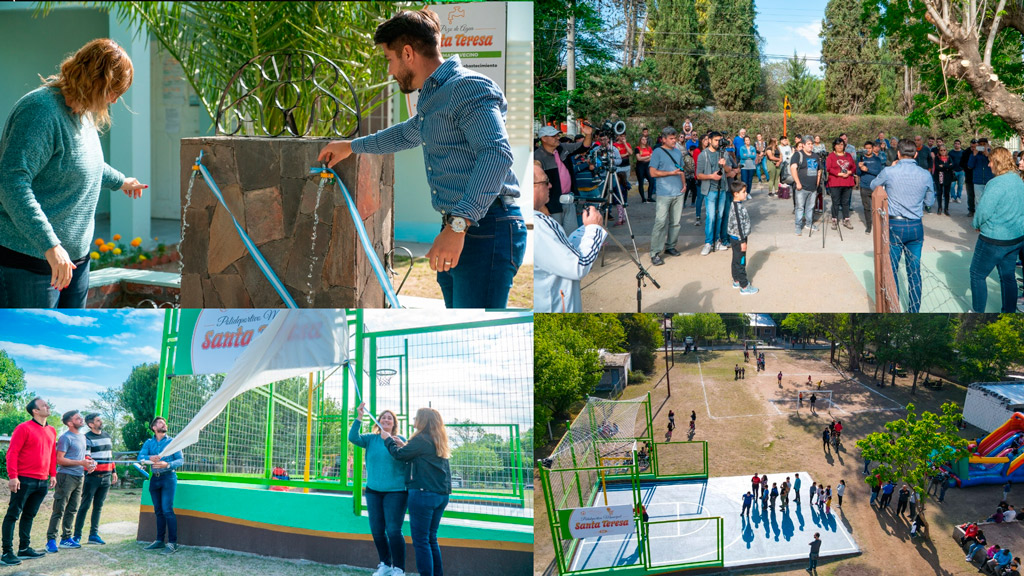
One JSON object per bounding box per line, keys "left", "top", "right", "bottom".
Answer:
{"left": 973, "top": 172, "right": 1024, "bottom": 241}
{"left": 0, "top": 86, "right": 126, "bottom": 261}
{"left": 348, "top": 419, "right": 409, "bottom": 492}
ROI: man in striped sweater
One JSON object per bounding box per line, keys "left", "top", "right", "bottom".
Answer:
{"left": 1, "top": 398, "right": 57, "bottom": 566}
{"left": 73, "top": 414, "right": 118, "bottom": 545}
{"left": 318, "top": 8, "right": 526, "bottom": 309}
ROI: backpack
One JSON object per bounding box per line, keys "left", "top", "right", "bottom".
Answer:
{"left": 780, "top": 153, "right": 796, "bottom": 185}
{"left": 683, "top": 151, "right": 696, "bottom": 177}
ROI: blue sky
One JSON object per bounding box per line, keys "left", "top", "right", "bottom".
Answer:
{"left": 756, "top": 0, "right": 830, "bottom": 75}
{"left": 0, "top": 310, "right": 165, "bottom": 416}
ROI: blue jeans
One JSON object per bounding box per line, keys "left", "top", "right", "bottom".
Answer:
{"left": 741, "top": 169, "right": 756, "bottom": 195}
{"left": 809, "top": 552, "right": 819, "bottom": 570}
{"left": 0, "top": 262, "right": 90, "bottom": 308}
{"left": 407, "top": 490, "right": 449, "bottom": 576}
{"left": 970, "top": 236, "right": 1024, "bottom": 312}
{"left": 720, "top": 196, "right": 732, "bottom": 244}
{"left": 149, "top": 472, "right": 177, "bottom": 543}
{"left": 952, "top": 171, "right": 964, "bottom": 199}
{"left": 695, "top": 191, "right": 705, "bottom": 221}
{"left": 703, "top": 188, "right": 727, "bottom": 245}
{"left": 365, "top": 489, "right": 408, "bottom": 570}
{"left": 437, "top": 201, "right": 526, "bottom": 309}
{"left": 794, "top": 188, "right": 817, "bottom": 232}
{"left": 888, "top": 219, "right": 924, "bottom": 313}
{"left": 756, "top": 157, "right": 768, "bottom": 181}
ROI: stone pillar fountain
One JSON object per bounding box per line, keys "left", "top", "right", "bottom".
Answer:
{"left": 178, "top": 137, "right": 393, "bottom": 308}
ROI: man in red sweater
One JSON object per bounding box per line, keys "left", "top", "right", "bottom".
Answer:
{"left": 1, "top": 397, "right": 57, "bottom": 566}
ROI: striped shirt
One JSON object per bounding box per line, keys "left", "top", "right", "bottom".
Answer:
{"left": 871, "top": 159, "right": 935, "bottom": 219}
{"left": 85, "top": 430, "right": 114, "bottom": 475}
{"left": 351, "top": 55, "right": 519, "bottom": 224}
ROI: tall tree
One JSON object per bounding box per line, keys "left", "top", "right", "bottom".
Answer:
{"left": 954, "top": 314, "right": 1024, "bottom": 384}
{"left": 820, "top": 0, "right": 882, "bottom": 114}
{"left": 535, "top": 0, "right": 616, "bottom": 122}
{"left": 855, "top": 402, "right": 969, "bottom": 504}
{"left": 119, "top": 363, "right": 159, "bottom": 452}
{"left": 534, "top": 320, "right": 604, "bottom": 435}
{"left": 672, "top": 314, "right": 726, "bottom": 348}
{"left": 781, "top": 53, "right": 827, "bottom": 114}
{"left": 618, "top": 314, "right": 665, "bottom": 374}
{"left": 868, "top": 0, "right": 1024, "bottom": 137}
{"left": 900, "top": 315, "right": 955, "bottom": 394}
{"left": 0, "top": 350, "right": 26, "bottom": 405}
{"left": 704, "top": 0, "right": 763, "bottom": 110}
{"left": 649, "top": 0, "right": 707, "bottom": 110}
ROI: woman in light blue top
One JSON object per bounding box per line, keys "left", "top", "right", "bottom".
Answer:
{"left": 739, "top": 136, "right": 758, "bottom": 198}
{"left": 970, "top": 147, "right": 1024, "bottom": 312}
{"left": 0, "top": 38, "right": 147, "bottom": 308}
{"left": 350, "top": 402, "right": 410, "bottom": 576}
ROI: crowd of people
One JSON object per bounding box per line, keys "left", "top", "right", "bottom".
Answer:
{"left": 533, "top": 120, "right": 1024, "bottom": 312}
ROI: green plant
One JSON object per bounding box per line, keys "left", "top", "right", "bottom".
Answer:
{"left": 36, "top": 2, "right": 394, "bottom": 137}
{"left": 88, "top": 234, "right": 159, "bottom": 270}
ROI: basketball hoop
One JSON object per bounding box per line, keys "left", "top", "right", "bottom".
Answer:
{"left": 376, "top": 368, "right": 397, "bottom": 387}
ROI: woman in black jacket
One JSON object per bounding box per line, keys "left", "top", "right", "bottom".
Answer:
{"left": 383, "top": 407, "right": 452, "bottom": 576}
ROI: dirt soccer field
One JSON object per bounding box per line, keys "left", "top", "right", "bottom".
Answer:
{"left": 535, "top": 346, "right": 1008, "bottom": 576}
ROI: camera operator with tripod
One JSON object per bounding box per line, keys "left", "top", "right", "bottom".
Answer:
{"left": 697, "top": 132, "right": 740, "bottom": 256}
{"left": 647, "top": 127, "right": 687, "bottom": 266}
{"left": 535, "top": 124, "right": 595, "bottom": 235}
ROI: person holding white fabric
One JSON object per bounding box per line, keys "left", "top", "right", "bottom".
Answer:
{"left": 138, "top": 417, "right": 183, "bottom": 555}
{"left": 533, "top": 162, "right": 607, "bottom": 312}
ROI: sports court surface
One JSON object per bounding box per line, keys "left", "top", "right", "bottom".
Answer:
{"left": 570, "top": 473, "right": 860, "bottom": 571}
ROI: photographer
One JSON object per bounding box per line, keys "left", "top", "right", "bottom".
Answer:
{"left": 593, "top": 133, "right": 627, "bottom": 226}
{"left": 697, "top": 132, "right": 739, "bottom": 256}
{"left": 533, "top": 161, "right": 607, "bottom": 312}
{"left": 535, "top": 124, "right": 594, "bottom": 235}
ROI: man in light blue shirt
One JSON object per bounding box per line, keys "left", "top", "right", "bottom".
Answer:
{"left": 318, "top": 9, "right": 526, "bottom": 308}
{"left": 138, "top": 417, "right": 184, "bottom": 555}
{"left": 648, "top": 127, "right": 686, "bottom": 266}
{"left": 871, "top": 139, "right": 935, "bottom": 312}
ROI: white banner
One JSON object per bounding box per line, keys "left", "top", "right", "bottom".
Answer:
{"left": 188, "top": 310, "right": 280, "bottom": 375}
{"left": 160, "top": 309, "right": 349, "bottom": 457}
{"left": 407, "top": 2, "right": 507, "bottom": 116}
{"left": 568, "top": 505, "right": 636, "bottom": 539}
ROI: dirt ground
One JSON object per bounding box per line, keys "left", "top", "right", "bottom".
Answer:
{"left": 0, "top": 484, "right": 373, "bottom": 576}
{"left": 535, "top": 346, "right": 1006, "bottom": 576}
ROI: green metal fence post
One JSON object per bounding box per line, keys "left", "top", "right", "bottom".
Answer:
{"left": 264, "top": 382, "right": 275, "bottom": 478}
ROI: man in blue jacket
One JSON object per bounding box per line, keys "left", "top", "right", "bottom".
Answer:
{"left": 967, "top": 137, "right": 994, "bottom": 209}
{"left": 857, "top": 142, "right": 885, "bottom": 234}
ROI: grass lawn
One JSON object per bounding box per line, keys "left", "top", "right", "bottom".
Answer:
{"left": 535, "top": 346, "right": 1000, "bottom": 576}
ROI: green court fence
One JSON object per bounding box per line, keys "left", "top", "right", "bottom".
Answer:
{"left": 156, "top": 309, "right": 532, "bottom": 525}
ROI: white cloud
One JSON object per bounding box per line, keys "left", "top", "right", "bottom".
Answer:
{"left": 790, "top": 21, "right": 822, "bottom": 46}
{"left": 19, "top": 310, "right": 98, "bottom": 327}
{"left": 123, "top": 345, "right": 160, "bottom": 361}
{"left": 0, "top": 341, "right": 111, "bottom": 368}
{"left": 25, "top": 374, "right": 103, "bottom": 395}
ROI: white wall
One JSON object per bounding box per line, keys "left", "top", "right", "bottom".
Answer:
{"left": 964, "top": 386, "right": 1015, "bottom": 434}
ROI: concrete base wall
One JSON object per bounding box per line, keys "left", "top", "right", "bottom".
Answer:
{"left": 179, "top": 137, "right": 393, "bottom": 308}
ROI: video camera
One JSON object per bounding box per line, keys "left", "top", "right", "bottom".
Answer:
{"left": 583, "top": 119, "right": 627, "bottom": 137}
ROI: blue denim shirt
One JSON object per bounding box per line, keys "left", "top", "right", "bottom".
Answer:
{"left": 138, "top": 435, "right": 184, "bottom": 475}
{"left": 872, "top": 159, "right": 935, "bottom": 219}
{"left": 351, "top": 55, "right": 519, "bottom": 224}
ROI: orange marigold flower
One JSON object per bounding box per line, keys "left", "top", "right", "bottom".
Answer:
{"left": 99, "top": 244, "right": 111, "bottom": 253}
{"left": 131, "top": 237, "right": 142, "bottom": 247}
{"left": 113, "top": 234, "right": 121, "bottom": 241}
{"left": 95, "top": 238, "right": 105, "bottom": 246}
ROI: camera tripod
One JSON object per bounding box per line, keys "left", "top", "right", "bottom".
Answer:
{"left": 578, "top": 149, "right": 660, "bottom": 312}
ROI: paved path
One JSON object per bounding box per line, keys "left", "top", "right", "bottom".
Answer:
{"left": 581, "top": 180, "right": 996, "bottom": 312}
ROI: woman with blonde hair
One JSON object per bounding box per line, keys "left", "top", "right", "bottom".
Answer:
{"left": 350, "top": 403, "right": 410, "bottom": 576}
{"left": 970, "top": 146, "right": 1024, "bottom": 312}
{"left": 383, "top": 407, "right": 452, "bottom": 576}
{"left": 0, "top": 38, "right": 147, "bottom": 308}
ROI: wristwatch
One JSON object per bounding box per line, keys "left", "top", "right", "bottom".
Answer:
{"left": 445, "top": 215, "right": 468, "bottom": 233}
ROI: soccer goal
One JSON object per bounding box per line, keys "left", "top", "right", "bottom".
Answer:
{"left": 796, "top": 390, "right": 834, "bottom": 410}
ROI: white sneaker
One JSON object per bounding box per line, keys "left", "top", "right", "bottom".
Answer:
{"left": 390, "top": 569, "right": 406, "bottom": 576}
{"left": 715, "top": 241, "right": 726, "bottom": 252}
{"left": 373, "top": 563, "right": 391, "bottom": 576}
{"left": 700, "top": 243, "right": 712, "bottom": 256}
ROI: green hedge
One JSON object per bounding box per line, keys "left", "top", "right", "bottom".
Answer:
{"left": 627, "top": 111, "right": 963, "bottom": 147}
